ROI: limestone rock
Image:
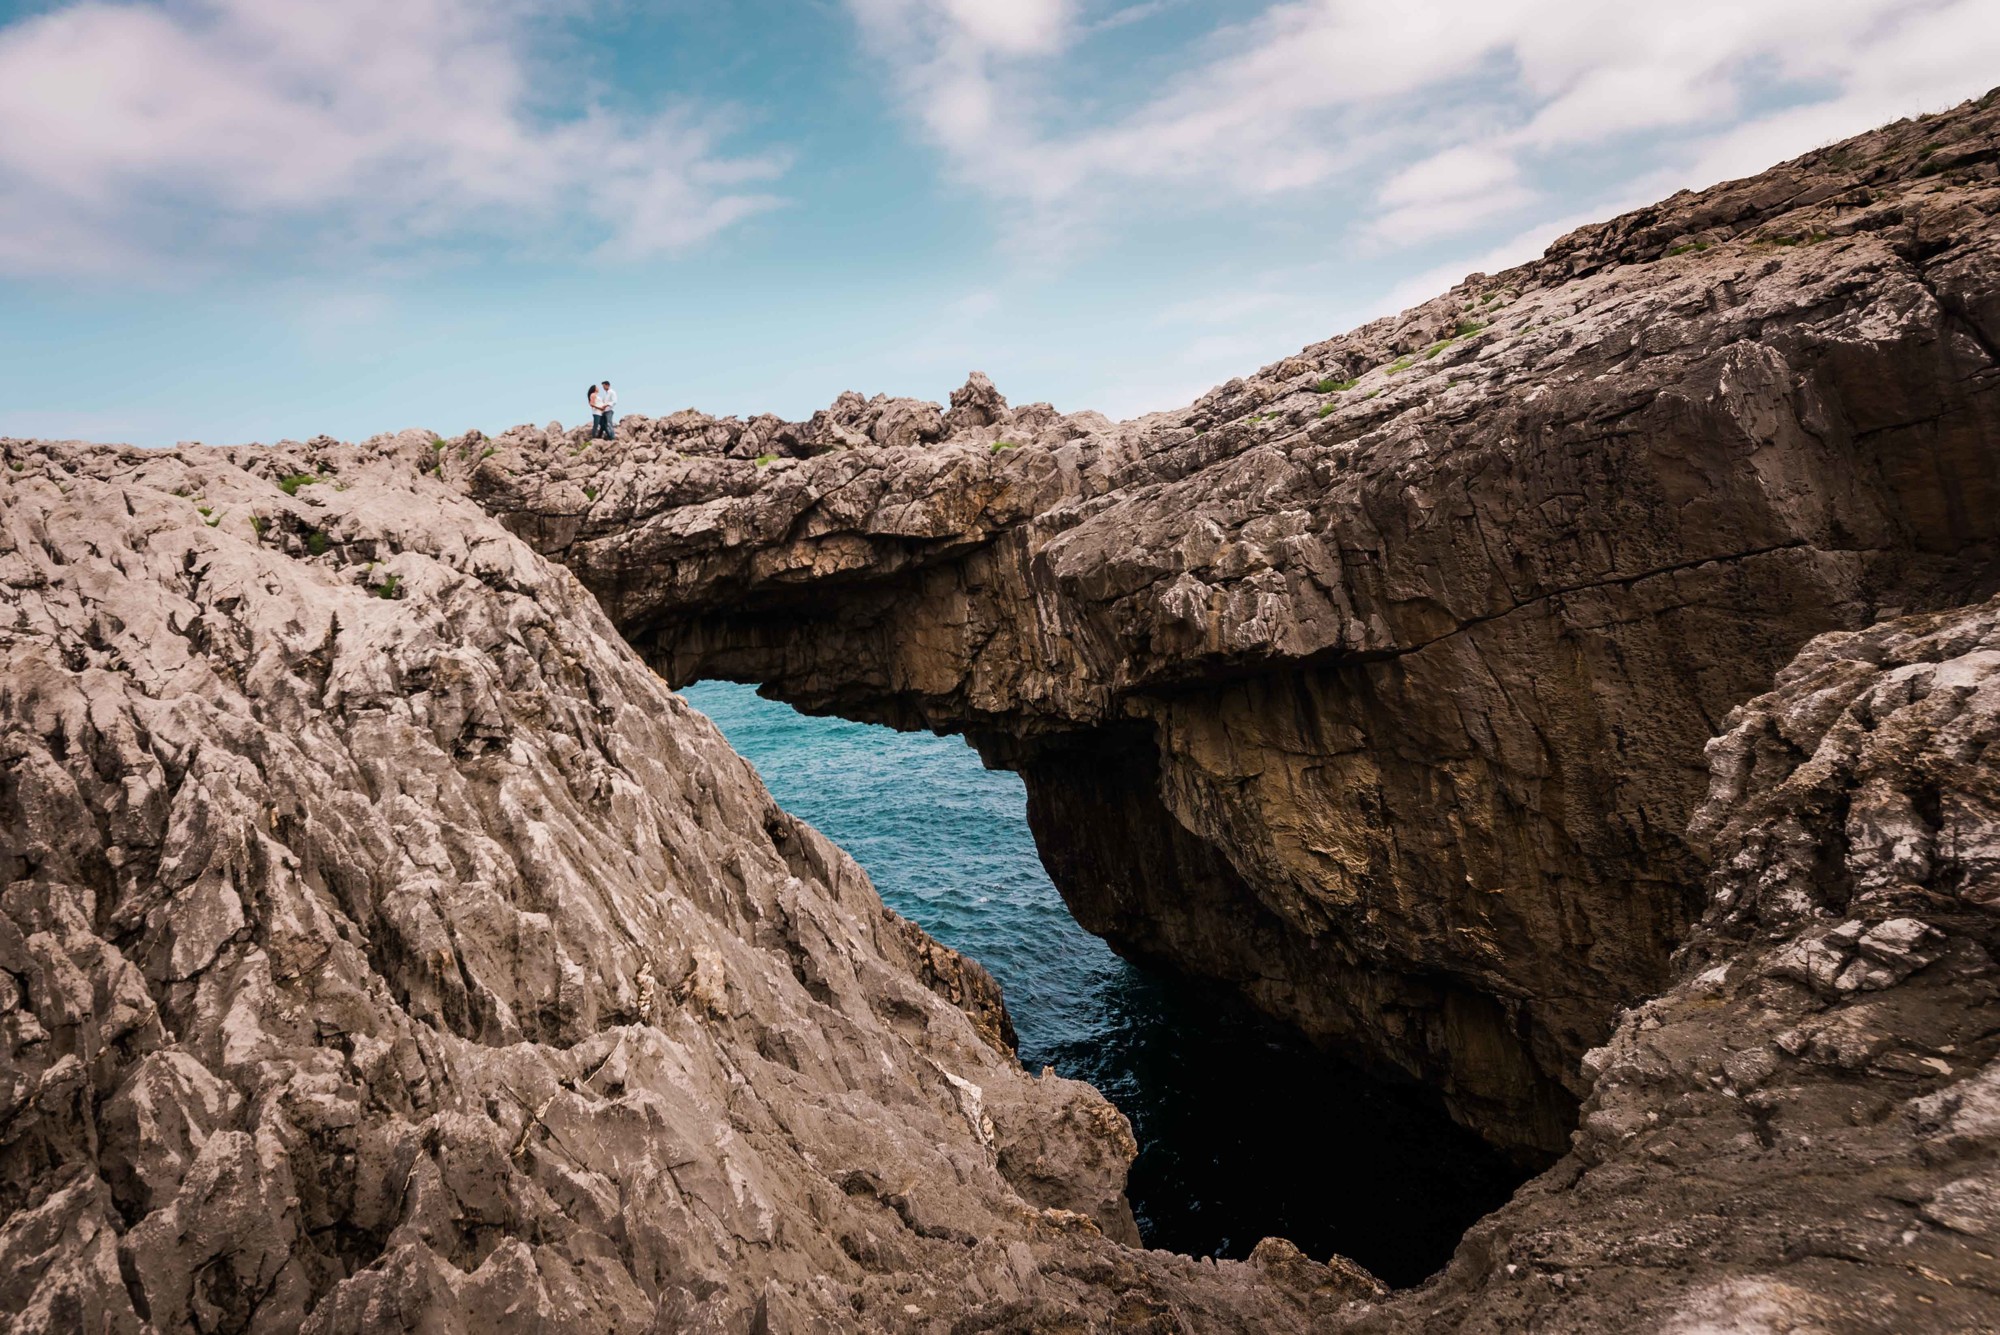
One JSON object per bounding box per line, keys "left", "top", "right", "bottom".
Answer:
{"left": 448, "top": 89, "right": 2000, "bottom": 1158}
{"left": 8, "top": 88, "right": 2000, "bottom": 1334}
{"left": 944, "top": 371, "right": 1010, "bottom": 432}
{"left": 1391, "top": 595, "right": 2000, "bottom": 1331}
{"left": 0, "top": 438, "right": 1330, "bottom": 1332}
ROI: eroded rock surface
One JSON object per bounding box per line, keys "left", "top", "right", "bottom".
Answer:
{"left": 0, "top": 440, "right": 1352, "bottom": 1333}
{"left": 453, "top": 92, "right": 2000, "bottom": 1156}
{"left": 7, "top": 432, "right": 1995, "bottom": 1332}
{"left": 8, "top": 90, "right": 2000, "bottom": 1335}
{"left": 1376, "top": 596, "right": 2000, "bottom": 1332}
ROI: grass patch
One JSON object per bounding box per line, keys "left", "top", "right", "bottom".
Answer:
{"left": 1363, "top": 390, "right": 1381, "bottom": 400}
{"left": 1317, "top": 402, "right": 1340, "bottom": 418}
{"left": 991, "top": 438, "right": 1023, "bottom": 451}
{"left": 195, "top": 503, "right": 212, "bottom": 517}
{"left": 583, "top": 485, "right": 598, "bottom": 500}
{"left": 276, "top": 472, "right": 319, "bottom": 496}
{"left": 205, "top": 513, "right": 221, "bottom": 528}
{"left": 1452, "top": 319, "right": 1487, "bottom": 338}
{"left": 431, "top": 436, "right": 447, "bottom": 450}
{"left": 250, "top": 516, "right": 267, "bottom": 537}
{"left": 375, "top": 574, "right": 402, "bottom": 599}
{"left": 306, "top": 530, "right": 329, "bottom": 557}
{"left": 754, "top": 453, "right": 777, "bottom": 466}
{"left": 8, "top": 461, "right": 23, "bottom": 472}
{"left": 479, "top": 446, "right": 496, "bottom": 461}
{"left": 1666, "top": 240, "right": 1711, "bottom": 256}
{"left": 1314, "top": 377, "right": 1359, "bottom": 393}
{"left": 1386, "top": 354, "right": 1418, "bottom": 374}
{"left": 1423, "top": 339, "right": 1453, "bottom": 360}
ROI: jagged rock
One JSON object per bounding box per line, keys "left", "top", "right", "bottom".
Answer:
{"left": 870, "top": 396, "right": 947, "bottom": 451}
{"left": 1251, "top": 1236, "right": 1388, "bottom": 1307}
{"left": 735, "top": 412, "right": 799, "bottom": 460}
{"left": 944, "top": 371, "right": 1010, "bottom": 432}
{"left": 448, "top": 90, "right": 2000, "bottom": 1158}
{"left": 0, "top": 437, "right": 1334, "bottom": 1332}
{"left": 803, "top": 390, "right": 873, "bottom": 454}
{"left": 1393, "top": 595, "right": 2000, "bottom": 1331}
{"left": 7, "top": 89, "right": 2000, "bottom": 1335}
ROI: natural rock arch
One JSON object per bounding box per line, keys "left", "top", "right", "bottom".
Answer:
{"left": 454, "top": 95, "right": 2000, "bottom": 1158}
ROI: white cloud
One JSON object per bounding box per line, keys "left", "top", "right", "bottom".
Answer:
{"left": 939, "top": 0, "right": 1070, "bottom": 54}
{"left": 0, "top": 0, "right": 785, "bottom": 277}
{"left": 848, "top": 0, "right": 2000, "bottom": 253}
{"left": 1370, "top": 145, "right": 1536, "bottom": 244}
{"left": 1377, "top": 199, "right": 1639, "bottom": 314}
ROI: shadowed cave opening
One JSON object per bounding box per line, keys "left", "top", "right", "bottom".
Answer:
{"left": 681, "top": 680, "right": 1526, "bottom": 1288}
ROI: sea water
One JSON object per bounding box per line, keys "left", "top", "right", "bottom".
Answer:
{"left": 680, "top": 680, "right": 1518, "bottom": 1287}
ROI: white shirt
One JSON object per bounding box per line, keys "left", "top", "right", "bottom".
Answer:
{"left": 600, "top": 387, "right": 617, "bottom": 411}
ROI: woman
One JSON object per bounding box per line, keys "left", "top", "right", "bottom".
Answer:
{"left": 587, "top": 383, "right": 605, "bottom": 439}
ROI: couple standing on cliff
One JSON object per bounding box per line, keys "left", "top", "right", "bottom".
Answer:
{"left": 588, "top": 381, "right": 617, "bottom": 440}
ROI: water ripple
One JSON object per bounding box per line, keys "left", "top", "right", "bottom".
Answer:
{"left": 681, "top": 681, "right": 1519, "bottom": 1286}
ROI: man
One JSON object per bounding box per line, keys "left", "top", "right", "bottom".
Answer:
{"left": 599, "top": 381, "right": 617, "bottom": 439}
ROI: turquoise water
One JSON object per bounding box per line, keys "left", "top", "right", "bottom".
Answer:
{"left": 680, "top": 681, "right": 1519, "bottom": 1286}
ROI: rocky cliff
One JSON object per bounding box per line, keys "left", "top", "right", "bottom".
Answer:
{"left": 0, "top": 440, "right": 1366, "bottom": 1332}
{"left": 457, "top": 92, "right": 2000, "bottom": 1159}
{"left": 5, "top": 90, "right": 1999, "bottom": 1334}
{"left": 1374, "top": 595, "right": 2000, "bottom": 1330}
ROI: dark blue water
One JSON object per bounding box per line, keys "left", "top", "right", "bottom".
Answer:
{"left": 681, "top": 681, "right": 1521, "bottom": 1287}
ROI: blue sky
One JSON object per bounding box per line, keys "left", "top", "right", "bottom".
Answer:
{"left": 1, "top": 0, "right": 1996, "bottom": 447}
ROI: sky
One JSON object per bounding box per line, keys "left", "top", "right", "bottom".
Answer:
{"left": 1, "top": 0, "right": 1996, "bottom": 447}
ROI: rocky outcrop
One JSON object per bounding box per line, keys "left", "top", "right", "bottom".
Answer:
{"left": 1382, "top": 595, "right": 2000, "bottom": 1332}
{"left": 0, "top": 439, "right": 1363, "bottom": 1332}
{"left": 454, "top": 92, "right": 2000, "bottom": 1157}
{"left": 8, "top": 89, "right": 2000, "bottom": 1335}
{"left": 6, "top": 429, "right": 1996, "bottom": 1331}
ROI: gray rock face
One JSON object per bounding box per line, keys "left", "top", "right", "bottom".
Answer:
{"left": 1392, "top": 595, "right": 2000, "bottom": 1332}
{"left": 0, "top": 438, "right": 1343, "bottom": 1333}
{"left": 457, "top": 91, "right": 2000, "bottom": 1157}
{"left": 7, "top": 426, "right": 1994, "bottom": 1330}
{"left": 7, "top": 91, "right": 2000, "bottom": 1335}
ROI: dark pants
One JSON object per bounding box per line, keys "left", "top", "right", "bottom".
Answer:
{"left": 593, "top": 411, "right": 612, "bottom": 440}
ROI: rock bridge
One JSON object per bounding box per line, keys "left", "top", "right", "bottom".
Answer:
{"left": 450, "top": 103, "right": 2000, "bottom": 1159}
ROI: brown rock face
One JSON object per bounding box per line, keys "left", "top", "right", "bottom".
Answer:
{"left": 0, "top": 438, "right": 1342, "bottom": 1333}
{"left": 7, "top": 431, "right": 1993, "bottom": 1331}
{"left": 457, "top": 93, "right": 2000, "bottom": 1157}
{"left": 1393, "top": 595, "right": 2000, "bottom": 1332}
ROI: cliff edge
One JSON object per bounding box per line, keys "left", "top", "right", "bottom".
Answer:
{"left": 0, "top": 440, "right": 1357, "bottom": 1331}
{"left": 5, "top": 90, "right": 2000, "bottom": 1334}
{"left": 454, "top": 90, "right": 2000, "bottom": 1159}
